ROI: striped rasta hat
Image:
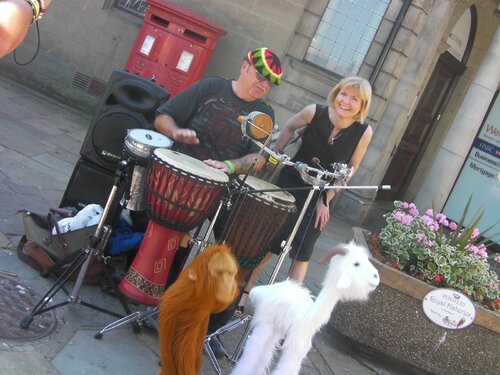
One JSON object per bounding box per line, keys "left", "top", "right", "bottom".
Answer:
{"left": 247, "top": 47, "right": 283, "bottom": 86}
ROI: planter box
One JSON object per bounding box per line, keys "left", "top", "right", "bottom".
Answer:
{"left": 326, "top": 227, "right": 500, "bottom": 375}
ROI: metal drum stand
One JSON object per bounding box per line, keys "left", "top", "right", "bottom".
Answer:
{"left": 20, "top": 159, "right": 140, "bottom": 332}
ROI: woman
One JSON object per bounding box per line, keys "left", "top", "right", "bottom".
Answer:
{"left": 235, "top": 76, "right": 373, "bottom": 315}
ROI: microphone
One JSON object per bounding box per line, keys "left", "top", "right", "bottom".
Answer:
{"left": 311, "top": 157, "right": 320, "bottom": 166}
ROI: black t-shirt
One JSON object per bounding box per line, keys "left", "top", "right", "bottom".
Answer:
{"left": 156, "top": 76, "right": 274, "bottom": 161}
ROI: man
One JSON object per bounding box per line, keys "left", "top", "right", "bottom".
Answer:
{"left": 154, "top": 46, "right": 282, "bottom": 176}
{"left": 154, "top": 47, "right": 283, "bottom": 358}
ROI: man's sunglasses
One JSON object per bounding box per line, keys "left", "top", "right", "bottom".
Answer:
{"left": 245, "top": 59, "right": 268, "bottom": 83}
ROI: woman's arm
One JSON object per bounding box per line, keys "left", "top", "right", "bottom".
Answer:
{"left": 314, "top": 125, "right": 373, "bottom": 230}
{"left": 274, "top": 104, "right": 316, "bottom": 153}
{"left": 0, "top": 0, "right": 52, "bottom": 58}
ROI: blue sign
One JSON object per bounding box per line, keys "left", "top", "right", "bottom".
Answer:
{"left": 444, "top": 91, "right": 500, "bottom": 243}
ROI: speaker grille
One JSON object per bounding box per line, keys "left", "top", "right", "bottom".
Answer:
{"left": 79, "top": 70, "right": 170, "bottom": 171}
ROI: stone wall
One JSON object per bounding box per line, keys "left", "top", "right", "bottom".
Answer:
{"left": 0, "top": 0, "right": 306, "bottom": 120}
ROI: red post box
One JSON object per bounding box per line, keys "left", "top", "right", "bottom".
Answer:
{"left": 125, "top": 0, "right": 227, "bottom": 96}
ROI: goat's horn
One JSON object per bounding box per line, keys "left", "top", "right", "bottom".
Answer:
{"left": 319, "top": 245, "right": 347, "bottom": 265}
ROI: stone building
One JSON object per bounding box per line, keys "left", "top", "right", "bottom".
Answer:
{"left": 1, "top": 0, "right": 498, "bottom": 238}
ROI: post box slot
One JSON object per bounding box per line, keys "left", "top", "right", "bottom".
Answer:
{"left": 184, "top": 29, "right": 207, "bottom": 44}
{"left": 151, "top": 15, "right": 170, "bottom": 28}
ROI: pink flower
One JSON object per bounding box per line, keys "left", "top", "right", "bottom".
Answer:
{"left": 425, "top": 209, "right": 434, "bottom": 216}
{"left": 470, "top": 227, "right": 480, "bottom": 240}
{"left": 393, "top": 211, "right": 413, "bottom": 225}
{"left": 448, "top": 222, "right": 458, "bottom": 231}
{"left": 401, "top": 214, "right": 413, "bottom": 225}
{"left": 417, "top": 233, "right": 426, "bottom": 243}
{"left": 495, "top": 256, "right": 500, "bottom": 263}
{"left": 409, "top": 207, "right": 419, "bottom": 216}
{"left": 421, "top": 215, "right": 434, "bottom": 226}
{"left": 435, "top": 213, "right": 447, "bottom": 224}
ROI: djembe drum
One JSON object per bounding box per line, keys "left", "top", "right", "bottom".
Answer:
{"left": 119, "top": 149, "right": 229, "bottom": 305}
{"left": 218, "top": 175, "right": 296, "bottom": 281}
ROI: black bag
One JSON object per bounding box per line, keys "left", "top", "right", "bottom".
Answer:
{"left": 17, "top": 208, "right": 103, "bottom": 284}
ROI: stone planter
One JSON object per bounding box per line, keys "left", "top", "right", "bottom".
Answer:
{"left": 327, "top": 227, "right": 500, "bottom": 375}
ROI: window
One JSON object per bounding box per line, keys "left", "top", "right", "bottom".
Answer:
{"left": 305, "top": 0, "right": 390, "bottom": 76}
{"left": 115, "top": 0, "right": 148, "bottom": 17}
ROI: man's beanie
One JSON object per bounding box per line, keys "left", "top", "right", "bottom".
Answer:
{"left": 247, "top": 47, "right": 283, "bottom": 85}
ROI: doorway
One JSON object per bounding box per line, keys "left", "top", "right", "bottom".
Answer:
{"left": 377, "top": 51, "right": 466, "bottom": 201}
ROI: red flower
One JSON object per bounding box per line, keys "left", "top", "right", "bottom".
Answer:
{"left": 433, "top": 272, "right": 445, "bottom": 282}
{"left": 391, "top": 262, "right": 398, "bottom": 269}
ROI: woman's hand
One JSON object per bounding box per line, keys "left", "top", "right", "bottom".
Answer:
{"left": 314, "top": 200, "right": 330, "bottom": 230}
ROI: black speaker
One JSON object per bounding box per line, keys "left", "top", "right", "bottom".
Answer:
{"left": 60, "top": 158, "right": 124, "bottom": 226}
{"left": 80, "top": 70, "right": 170, "bottom": 172}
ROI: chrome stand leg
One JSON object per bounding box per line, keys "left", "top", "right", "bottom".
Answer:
{"left": 204, "top": 315, "right": 252, "bottom": 374}
{"left": 94, "top": 306, "right": 158, "bottom": 339}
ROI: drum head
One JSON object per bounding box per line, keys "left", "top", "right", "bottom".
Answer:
{"left": 242, "top": 112, "right": 273, "bottom": 141}
{"left": 154, "top": 148, "right": 229, "bottom": 183}
{"left": 125, "top": 129, "right": 173, "bottom": 158}
{"left": 238, "top": 175, "right": 295, "bottom": 208}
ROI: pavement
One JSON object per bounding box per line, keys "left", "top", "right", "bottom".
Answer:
{"left": 0, "top": 74, "right": 417, "bottom": 375}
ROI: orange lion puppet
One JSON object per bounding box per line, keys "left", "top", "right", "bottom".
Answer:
{"left": 158, "top": 244, "right": 239, "bottom": 375}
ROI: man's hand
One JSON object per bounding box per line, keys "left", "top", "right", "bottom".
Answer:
{"left": 172, "top": 128, "right": 199, "bottom": 144}
{"left": 204, "top": 159, "right": 230, "bottom": 173}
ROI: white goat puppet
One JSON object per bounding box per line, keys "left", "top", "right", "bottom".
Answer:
{"left": 231, "top": 241, "right": 380, "bottom": 375}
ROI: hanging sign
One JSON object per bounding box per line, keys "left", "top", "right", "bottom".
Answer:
{"left": 422, "top": 289, "right": 475, "bottom": 329}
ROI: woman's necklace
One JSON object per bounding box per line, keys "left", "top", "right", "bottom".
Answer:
{"left": 329, "top": 125, "right": 345, "bottom": 145}
{"left": 330, "top": 130, "right": 343, "bottom": 144}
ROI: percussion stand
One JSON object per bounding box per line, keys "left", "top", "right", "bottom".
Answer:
{"left": 21, "top": 159, "right": 140, "bottom": 332}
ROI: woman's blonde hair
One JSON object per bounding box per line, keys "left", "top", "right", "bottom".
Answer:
{"left": 327, "top": 76, "right": 372, "bottom": 122}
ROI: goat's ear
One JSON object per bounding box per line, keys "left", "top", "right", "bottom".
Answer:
{"left": 319, "top": 245, "right": 347, "bottom": 265}
{"left": 336, "top": 272, "right": 352, "bottom": 289}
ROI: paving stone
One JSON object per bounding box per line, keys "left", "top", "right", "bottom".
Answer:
{"left": 0, "top": 351, "right": 58, "bottom": 375}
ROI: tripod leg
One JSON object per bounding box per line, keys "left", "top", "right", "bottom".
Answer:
{"left": 94, "top": 256, "right": 142, "bottom": 333}
{"left": 20, "top": 249, "right": 89, "bottom": 328}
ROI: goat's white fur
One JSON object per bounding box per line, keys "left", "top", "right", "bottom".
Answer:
{"left": 232, "top": 241, "right": 380, "bottom": 375}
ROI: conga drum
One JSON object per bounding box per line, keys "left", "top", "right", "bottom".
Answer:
{"left": 121, "top": 128, "right": 173, "bottom": 211}
{"left": 218, "top": 175, "right": 296, "bottom": 278}
{"left": 119, "top": 149, "right": 229, "bottom": 304}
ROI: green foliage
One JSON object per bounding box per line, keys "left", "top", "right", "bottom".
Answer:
{"left": 379, "top": 201, "right": 499, "bottom": 311}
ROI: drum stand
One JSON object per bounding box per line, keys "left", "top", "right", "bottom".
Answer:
{"left": 20, "top": 159, "right": 140, "bottom": 333}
